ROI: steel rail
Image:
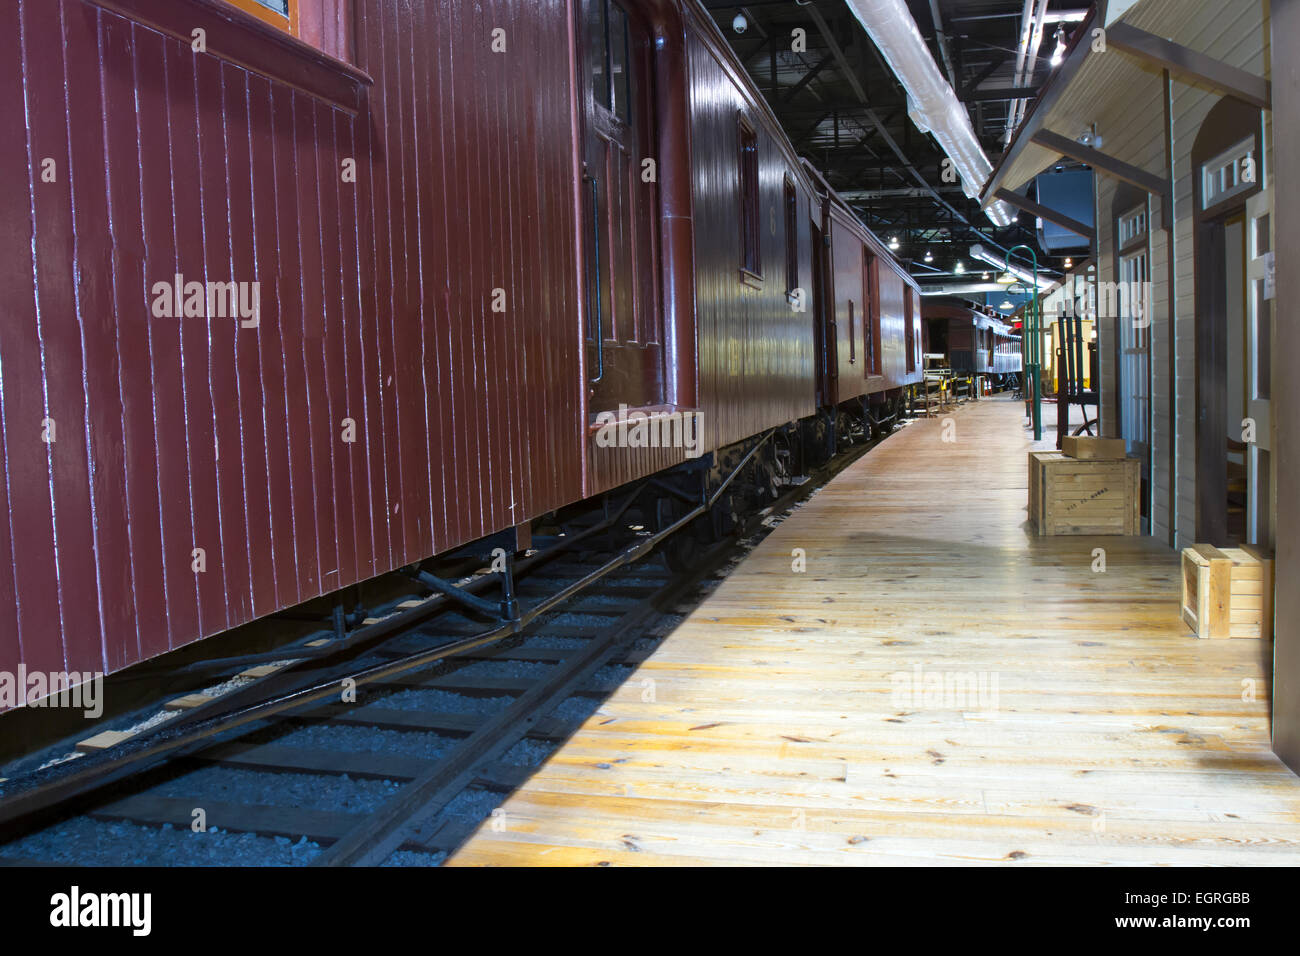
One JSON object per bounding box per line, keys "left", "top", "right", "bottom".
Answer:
{"left": 0, "top": 438, "right": 770, "bottom": 831}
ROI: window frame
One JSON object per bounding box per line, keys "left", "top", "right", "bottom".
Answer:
{"left": 226, "top": 0, "right": 297, "bottom": 35}
{"left": 1118, "top": 204, "right": 1148, "bottom": 250}
{"left": 1201, "top": 136, "right": 1256, "bottom": 210}
{"left": 737, "top": 114, "right": 762, "bottom": 283}
{"left": 783, "top": 174, "right": 799, "bottom": 299}
{"left": 904, "top": 287, "right": 916, "bottom": 374}
{"left": 862, "top": 248, "right": 881, "bottom": 376}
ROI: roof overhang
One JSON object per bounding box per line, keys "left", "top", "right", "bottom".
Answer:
{"left": 978, "top": 0, "right": 1271, "bottom": 216}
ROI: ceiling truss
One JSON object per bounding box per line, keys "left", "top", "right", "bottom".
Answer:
{"left": 702, "top": 0, "right": 1083, "bottom": 276}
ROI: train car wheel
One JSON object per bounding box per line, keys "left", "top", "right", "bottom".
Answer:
{"left": 836, "top": 410, "right": 862, "bottom": 452}
{"left": 655, "top": 495, "right": 702, "bottom": 572}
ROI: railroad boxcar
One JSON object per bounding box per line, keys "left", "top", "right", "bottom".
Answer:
{"left": 806, "top": 164, "right": 925, "bottom": 413}
{"left": 922, "top": 298, "right": 1023, "bottom": 389}
{"left": 0, "top": 0, "right": 917, "bottom": 700}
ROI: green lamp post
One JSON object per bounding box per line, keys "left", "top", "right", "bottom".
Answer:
{"left": 1001, "top": 244, "right": 1041, "bottom": 441}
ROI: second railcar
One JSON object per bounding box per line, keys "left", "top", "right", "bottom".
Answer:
{"left": 806, "top": 164, "right": 924, "bottom": 411}
{"left": 922, "top": 298, "right": 1023, "bottom": 388}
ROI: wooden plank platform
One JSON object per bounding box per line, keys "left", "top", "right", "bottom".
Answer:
{"left": 448, "top": 399, "right": 1299, "bottom": 866}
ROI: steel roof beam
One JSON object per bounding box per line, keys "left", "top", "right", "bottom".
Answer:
{"left": 803, "top": 2, "right": 1013, "bottom": 254}
{"left": 962, "top": 85, "right": 1042, "bottom": 101}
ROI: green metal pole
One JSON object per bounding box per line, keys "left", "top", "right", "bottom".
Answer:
{"left": 1006, "top": 244, "right": 1041, "bottom": 441}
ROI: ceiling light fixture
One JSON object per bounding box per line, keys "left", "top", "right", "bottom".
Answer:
{"left": 970, "top": 243, "right": 1050, "bottom": 290}
{"left": 1050, "top": 25, "right": 1067, "bottom": 67}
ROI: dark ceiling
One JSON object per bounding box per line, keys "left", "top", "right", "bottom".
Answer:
{"left": 702, "top": 0, "right": 1088, "bottom": 278}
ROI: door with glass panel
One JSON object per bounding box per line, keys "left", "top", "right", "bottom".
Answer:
{"left": 580, "top": 0, "right": 663, "bottom": 414}
{"left": 1119, "top": 247, "right": 1151, "bottom": 529}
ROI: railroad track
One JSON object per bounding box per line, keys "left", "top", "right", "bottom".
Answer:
{"left": 0, "top": 419, "right": 901, "bottom": 866}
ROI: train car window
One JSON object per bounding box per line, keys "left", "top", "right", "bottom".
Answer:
{"left": 862, "top": 249, "right": 878, "bottom": 375}
{"left": 848, "top": 299, "right": 856, "bottom": 363}
{"left": 587, "top": 0, "right": 611, "bottom": 110}
{"left": 739, "top": 118, "right": 761, "bottom": 278}
{"left": 227, "top": 0, "right": 293, "bottom": 31}
{"left": 586, "top": 1, "right": 635, "bottom": 122}
{"left": 905, "top": 289, "right": 916, "bottom": 373}
{"left": 221, "top": 1, "right": 364, "bottom": 65}
{"left": 609, "top": 4, "right": 632, "bottom": 123}
{"left": 784, "top": 176, "right": 798, "bottom": 296}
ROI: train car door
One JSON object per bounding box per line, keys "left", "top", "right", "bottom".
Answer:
{"left": 580, "top": 0, "right": 663, "bottom": 413}
{"left": 811, "top": 218, "right": 836, "bottom": 407}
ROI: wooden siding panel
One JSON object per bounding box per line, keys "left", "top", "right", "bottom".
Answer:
{"left": 269, "top": 83, "right": 321, "bottom": 599}
{"left": 247, "top": 73, "right": 299, "bottom": 610}
{"left": 196, "top": 54, "right": 252, "bottom": 626}
{"left": 66, "top": 1, "right": 135, "bottom": 673}
{"left": 408, "top": 0, "right": 448, "bottom": 553}
{"left": 166, "top": 34, "right": 229, "bottom": 638}
{"left": 316, "top": 103, "right": 359, "bottom": 589}
{"left": 134, "top": 28, "right": 195, "bottom": 657}
{"left": 350, "top": 11, "right": 394, "bottom": 575}
{"left": 0, "top": 0, "right": 592, "bottom": 691}
{"left": 330, "top": 110, "right": 373, "bottom": 581}
{"left": 100, "top": 13, "right": 163, "bottom": 664}
{"left": 25, "top": 0, "right": 108, "bottom": 671}
{"left": 221, "top": 64, "right": 279, "bottom": 620}
{"left": 0, "top": 0, "right": 60, "bottom": 673}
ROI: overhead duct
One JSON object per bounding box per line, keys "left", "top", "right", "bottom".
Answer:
{"left": 843, "top": 0, "right": 1016, "bottom": 227}
{"left": 918, "top": 282, "right": 1007, "bottom": 296}
{"left": 969, "top": 243, "right": 1055, "bottom": 291}
{"left": 1007, "top": 0, "right": 1051, "bottom": 135}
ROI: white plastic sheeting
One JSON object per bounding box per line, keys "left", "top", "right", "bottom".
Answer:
{"left": 842, "top": 0, "right": 1016, "bottom": 227}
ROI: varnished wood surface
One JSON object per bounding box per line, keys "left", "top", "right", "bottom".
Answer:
{"left": 448, "top": 399, "right": 1298, "bottom": 865}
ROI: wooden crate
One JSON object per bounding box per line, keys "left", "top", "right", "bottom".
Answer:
{"left": 1028, "top": 451, "right": 1139, "bottom": 535}
{"left": 1061, "top": 436, "right": 1127, "bottom": 460}
{"left": 1180, "top": 544, "right": 1274, "bottom": 639}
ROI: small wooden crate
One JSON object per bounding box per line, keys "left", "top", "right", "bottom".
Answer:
{"left": 1061, "top": 436, "right": 1127, "bottom": 460}
{"left": 1028, "top": 451, "right": 1139, "bottom": 535}
{"left": 1180, "top": 544, "right": 1274, "bottom": 639}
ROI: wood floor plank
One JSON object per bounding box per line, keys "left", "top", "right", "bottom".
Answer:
{"left": 448, "top": 399, "right": 1300, "bottom": 866}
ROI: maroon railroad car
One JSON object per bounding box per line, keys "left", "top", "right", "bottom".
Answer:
{"left": 922, "top": 298, "right": 1024, "bottom": 384}
{"left": 809, "top": 168, "right": 925, "bottom": 410}
{"left": 0, "top": 0, "right": 918, "bottom": 700}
